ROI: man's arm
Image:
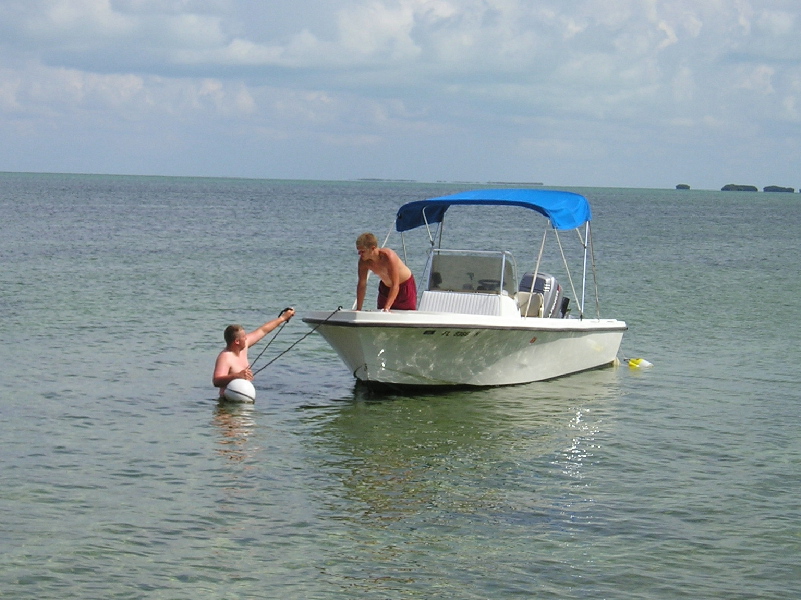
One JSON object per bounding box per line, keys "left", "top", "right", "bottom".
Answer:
{"left": 356, "top": 262, "right": 369, "bottom": 310}
{"left": 246, "top": 309, "right": 295, "bottom": 347}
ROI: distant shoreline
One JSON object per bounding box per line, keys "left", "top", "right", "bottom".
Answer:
{"left": 359, "top": 178, "right": 544, "bottom": 186}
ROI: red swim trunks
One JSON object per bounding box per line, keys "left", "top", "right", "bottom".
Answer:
{"left": 377, "top": 275, "right": 417, "bottom": 310}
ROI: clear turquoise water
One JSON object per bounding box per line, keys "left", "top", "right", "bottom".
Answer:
{"left": 2, "top": 173, "right": 800, "bottom": 598}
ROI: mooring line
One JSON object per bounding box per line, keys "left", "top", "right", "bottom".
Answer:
{"left": 248, "top": 308, "right": 294, "bottom": 372}
{"left": 252, "top": 307, "right": 342, "bottom": 376}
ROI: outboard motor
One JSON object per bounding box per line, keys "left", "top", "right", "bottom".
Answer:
{"left": 559, "top": 297, "right": 570, "bottom": 318}
{"left": 519, "top": 272, "right": 564, "bottom": 318}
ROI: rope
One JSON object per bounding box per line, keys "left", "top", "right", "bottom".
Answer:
{"left": 252, "top": 307, "right": 342, "bottom": 376}
{"left": 249, "top": 307, "right": 293, "bottom": 371}
{"left": 248, "top": 323, "right": 286, "bottom": 371}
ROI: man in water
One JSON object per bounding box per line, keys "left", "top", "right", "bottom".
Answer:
{"left": 212, "top": 308, "right": 295, "bottom": 396}
{"left": 355, "top": 232, "right": 417, "bottom": 311}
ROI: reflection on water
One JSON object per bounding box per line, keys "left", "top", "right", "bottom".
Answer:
{"left": 213, "top": 401, "right": 258, "bottom": 464}
{"left": 561, "top": 406, "right": 598, "bottom": 480}
{"left": 305, "top": 368, "right": 624, "bottom": 527}
{"left": 291, "top": 369, "right": 627, "bottom": 595}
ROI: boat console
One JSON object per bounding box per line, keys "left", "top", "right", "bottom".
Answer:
{"left": 420, "top": 249, "right": 569, "bottom": 318}
{"left": 426, "top": 249, "right": 517, "bottom": 296}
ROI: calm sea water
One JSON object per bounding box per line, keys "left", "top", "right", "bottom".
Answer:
{"left": 2, "top": 173, "right": 800, "bottom": 599}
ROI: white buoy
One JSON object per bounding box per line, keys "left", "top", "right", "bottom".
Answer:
{"left": 223, "top": 378, "right": 256, "bottom": 403}
{"left": 627, "top": 358, "right": 653, "bottom": 369}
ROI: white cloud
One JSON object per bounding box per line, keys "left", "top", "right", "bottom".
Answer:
{"left": 657, "top": 21, "right": 678, "bottom": 50}
{"left": 0, "top": 68, "right": 23, "bottom": 112}
{"left": 757, "top": 10, "right": 795, "bottom": 36}
{"left": 336, "top": 1, "right": 420, "bottom": 60}
{"left": 738, "top": 64, "right": 776, "bottom": 93}
{"left": 1, "top": 0, "right": 801, "bottom": 187}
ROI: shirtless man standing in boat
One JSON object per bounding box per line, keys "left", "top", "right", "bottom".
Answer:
{"left": 212, "top": 309, "right": 295, "bottom": 396}
{"left": 355, "top": 232, "right": 417, "bottom": 311}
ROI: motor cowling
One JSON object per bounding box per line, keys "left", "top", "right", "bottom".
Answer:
{"left": 519, "top": 272, "right": 564, "bottom": 318}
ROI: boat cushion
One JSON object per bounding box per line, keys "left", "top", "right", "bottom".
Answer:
{"left": 517, "top": 291, "right": 544, "bottom": 317}
{"left": 419, "top": 290, "right": 505, "bottom": 316}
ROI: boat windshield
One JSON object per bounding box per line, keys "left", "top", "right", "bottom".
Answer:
{"left": 426, "top": 250, "right": 517, "bottom": 297}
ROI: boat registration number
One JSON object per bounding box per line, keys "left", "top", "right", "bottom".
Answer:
{"left": 423, "top": 330, "right": 476, "bottom": 337}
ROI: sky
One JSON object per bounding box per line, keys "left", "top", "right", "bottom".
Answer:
{"left": 1, "top": 0, "right": 800, "bottom": 189}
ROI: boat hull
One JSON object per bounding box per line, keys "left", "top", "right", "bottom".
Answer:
{"left": 303, "top": 310, "right": 627, "bottom": 387}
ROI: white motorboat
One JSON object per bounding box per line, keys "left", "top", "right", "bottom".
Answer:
{"left": 303, "top": 188, "right": 627, "bottom": 387}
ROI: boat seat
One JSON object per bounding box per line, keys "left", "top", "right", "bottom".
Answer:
{"left": 517, "top": 291, "right": 544, "bottom": 317}
{"left": 419, "top": 290, "right": 519, "bottom": 316}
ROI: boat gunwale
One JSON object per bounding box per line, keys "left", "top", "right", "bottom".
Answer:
{"left": 301, "top": 313, "right": 628, "bottom": 334}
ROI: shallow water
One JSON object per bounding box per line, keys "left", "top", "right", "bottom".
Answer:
{"left": 2, "top": 173, "right": 800, "bottom": 598}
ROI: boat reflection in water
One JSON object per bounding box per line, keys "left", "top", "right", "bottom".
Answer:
{"left": 303, "top": 367, "right": 623, "bottom": 526}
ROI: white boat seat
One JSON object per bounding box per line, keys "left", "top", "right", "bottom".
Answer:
{"left": 419, "top": 290, "right": 519, "bottom": 316}
{"left": 517, "top": 291, "right": 544, "bottom": 317}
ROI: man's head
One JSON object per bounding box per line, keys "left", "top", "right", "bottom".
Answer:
{"left": 356, "top": 232, "right": 378, "bottom": 250}
{"left": 356, "top": 232, "right": 379, "bottom": 260}
{"left": 224, "top": 324, "right": 245, "bottom": 346}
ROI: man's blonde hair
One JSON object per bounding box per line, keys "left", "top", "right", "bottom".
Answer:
{"left": 356, "top": 232, "right": 378, "bottom": 249}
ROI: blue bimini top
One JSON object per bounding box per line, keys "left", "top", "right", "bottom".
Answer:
{"left": 395, "top": 188, "right": 591, "bottom": 232}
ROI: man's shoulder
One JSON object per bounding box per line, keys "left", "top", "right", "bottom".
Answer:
{"left": 216, "top": 348, "right": 235, "bottom": 361}
{"left": 378, "top": 247, "right": 397, "bottom": 260}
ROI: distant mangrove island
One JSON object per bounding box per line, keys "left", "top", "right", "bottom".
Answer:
{"left": 676, "top": 184, "right": 797, "bottom": 192}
